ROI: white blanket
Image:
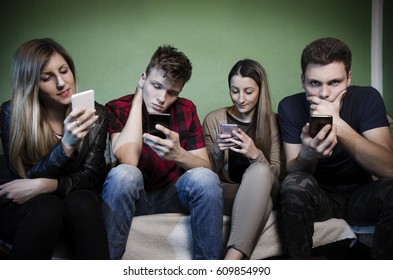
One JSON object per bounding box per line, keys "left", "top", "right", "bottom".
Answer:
{"left": 122, "top": 210, "right": 357, "bottom": 260}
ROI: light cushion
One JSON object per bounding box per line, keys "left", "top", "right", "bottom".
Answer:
{"left": 122, "top": 210, "right": 356, "bottom": 260}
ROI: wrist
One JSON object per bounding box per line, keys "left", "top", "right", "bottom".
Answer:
{"left": 213, "top": 145, "right": 223, "bottom": 155}
{"left": 249, "top": 149, "right": 263, "bottom": 164}
{"left": 61, "top": 139, "right": 76, "bottom": 157}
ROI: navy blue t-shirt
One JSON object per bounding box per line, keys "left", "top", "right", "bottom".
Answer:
{"left": 278, "top": 86, "right": 389, "bottom": 185}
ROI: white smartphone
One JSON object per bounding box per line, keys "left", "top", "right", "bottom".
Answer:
{"left": 71, "top": 89, "right": 95, "bottom": 110}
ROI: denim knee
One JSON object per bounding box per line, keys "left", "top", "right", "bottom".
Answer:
{"left": 177, "top": 167, "right": 222, "bottom": 201}
{"left": 102, "top": 164, "right": 144, "bottom": 201}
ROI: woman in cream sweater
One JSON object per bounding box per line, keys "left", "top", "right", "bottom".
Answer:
{"left": 203, "top": 59, "right": 281, "bottom": 259}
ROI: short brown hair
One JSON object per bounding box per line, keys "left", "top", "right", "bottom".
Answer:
{"left": 301, "top": 37, "right": 352, "bottom": 74}
{"left": 145, "top": 45, "right": 192, "bottom": 86}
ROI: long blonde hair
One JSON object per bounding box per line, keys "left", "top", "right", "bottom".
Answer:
{"left": 228, "top": 59, "right": 273, "bottom": 161}
{"left": 9, "top": 38, "right": 76, "bottom": 177}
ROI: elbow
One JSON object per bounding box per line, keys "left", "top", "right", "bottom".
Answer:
{"left": 114, "top": 152, "right": 139, "bottom": 166}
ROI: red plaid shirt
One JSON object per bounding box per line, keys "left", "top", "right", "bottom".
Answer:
{"left": 106, "top": 94, "right": 206, "bottom": 192}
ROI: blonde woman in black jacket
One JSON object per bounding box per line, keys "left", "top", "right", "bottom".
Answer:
{"left": 0, "top": 38, "right": 109, "bottom": 259}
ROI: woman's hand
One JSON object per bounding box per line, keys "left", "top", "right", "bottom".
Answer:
{"left": 229, "top": 129, "right": 261, "bottom": 159}
{"left": 0, "top": 178, "right": 57, "bottom": 204}
{"left": 62, "top": 107, "right": 98, "bottom": 155}
{"left": 214, "top": 130, "right": 238, "bottom": 154}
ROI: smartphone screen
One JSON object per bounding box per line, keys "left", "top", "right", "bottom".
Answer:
{"left": 148, "top": 113, "right": 171, "bottom": 139}
{"left": 220, "top": 123, "right": 238, "bottom": 136}
{"left": 309, "top": 115, "right": 333, "bottom": 138}
{"left": 71, "top": 89, "right": 95, "bottom": 110}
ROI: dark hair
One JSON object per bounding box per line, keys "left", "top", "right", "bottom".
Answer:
{"left": 228, "top": 59, "right": 273, "bottom": 161}
{"left": 301, "top": 37, "right": 352, "bottom": 74}
{"left": 145, "top": 44, "right": 192, "bottom": 87}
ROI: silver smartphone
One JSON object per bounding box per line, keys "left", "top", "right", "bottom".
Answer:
{"left": 220, "top": 123, "right": 238, "bottom": 137}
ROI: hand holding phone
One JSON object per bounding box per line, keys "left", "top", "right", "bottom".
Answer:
{"left": 148, "top": 113, "right": 171, "bottom": 139}
{"left": 309, "top": 114, "right": 333, "bottom": 138}
{"left": 71, "top": 89, "right": 95, "bottom": 110}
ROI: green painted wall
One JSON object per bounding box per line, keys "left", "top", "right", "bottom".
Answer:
{"left": 1, "top": 0, "right": 391, "bottom": 155}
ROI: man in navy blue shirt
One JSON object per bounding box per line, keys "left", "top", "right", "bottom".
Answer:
{"left": 278, "top": 37, "right": 393, "bottom": 259}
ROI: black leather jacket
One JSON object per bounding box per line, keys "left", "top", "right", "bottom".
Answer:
{"left": 0, "top": 100, "right": 108, "bottom": 197}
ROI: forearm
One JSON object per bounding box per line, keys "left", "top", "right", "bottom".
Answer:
{"left": 174, "top": 148, "right": 211, "bottom": 170}
{"left": 112, "top": 94, "right": 143, "bottom": 165}
{"left": 337, "top": 121, "right": 393, "bottom": 178}
{"left": 284, "top": 142, "right": 319, "bottom": 174}
{"left": 1, "top": 178, "right": 58, "bottom": 204}
{"left": 39, "top": 178, "right": 58, "bottom": 194}
{"left": 286, "top": 154, "right": 318, "bottom": 174}
{"left": 26, "top": 142, "right": 72, "bottom": 178}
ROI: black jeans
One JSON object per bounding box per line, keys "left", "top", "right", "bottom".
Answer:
{"left": 0, "top": 190, "right": 109, "bottom": 259}
{"left": 280, "top": 171, "right": 393, "bottom": 259}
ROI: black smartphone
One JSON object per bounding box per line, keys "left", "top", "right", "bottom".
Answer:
{"left": 148, "top": 113, "right": 171, "bottom": 139}
{"left": 309, "top": 114, "right": 333, "bottom": 138}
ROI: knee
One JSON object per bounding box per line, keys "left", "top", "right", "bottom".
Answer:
{"left": 65, "top": 190, "right": 100, "bottom": 215}
{"left": 21, "top": 195, "right": 65, "bottom": 231}
{"left": 106, "top": 164, "right": 143, "bottom": 182}
{"left": 280, "top": 171, "right": 317, "bottom": 203}
{"left": 186, "top": 167, "right": 220, "bottom": 185}
{"left": 183, "top": 167, "right": 222, "bottom": 198}
{"left": 281, "top": 172, "right": 315, "bottom": 192}
{"left": 245, "top": 161, "right": 273, "bottom": 180}
{"left": 102, "top": 164, "right": 143, "bottom": 196}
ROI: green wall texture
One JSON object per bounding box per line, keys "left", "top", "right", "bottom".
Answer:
{"left": 0, "top": 0, "right": 392, "bottom": 155}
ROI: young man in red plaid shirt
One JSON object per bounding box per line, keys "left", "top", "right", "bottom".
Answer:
{"left": 102, "top": 45, "right": 223, "bottom": 260}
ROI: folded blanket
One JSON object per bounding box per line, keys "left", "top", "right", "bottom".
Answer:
{"left": 250, "top": 210, "right": 356, "bottom": 259}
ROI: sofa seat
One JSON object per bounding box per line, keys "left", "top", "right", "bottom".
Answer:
{"left": 122, "top": 210, "right": 357, "bottom": 260}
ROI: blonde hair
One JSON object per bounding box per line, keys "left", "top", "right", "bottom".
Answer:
{"left": 9, "top": 38, "right": 76, "bottom": 177}
{"left": 228, "top": 59, "right": 273, "bottom": 161}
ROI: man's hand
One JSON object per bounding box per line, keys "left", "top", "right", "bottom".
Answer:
{"left": 142, "top": 124, "right": 183, "bottom": 161}
{"left": 308, "top": 89, "right": 346, "bottom": 121}
{"left": 299, "top": 122, "right": 338, "bottom": 160}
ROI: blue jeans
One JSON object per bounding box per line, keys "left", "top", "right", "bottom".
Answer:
{"left": 101, "top": 164, "right": 223, "bottom": 259}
